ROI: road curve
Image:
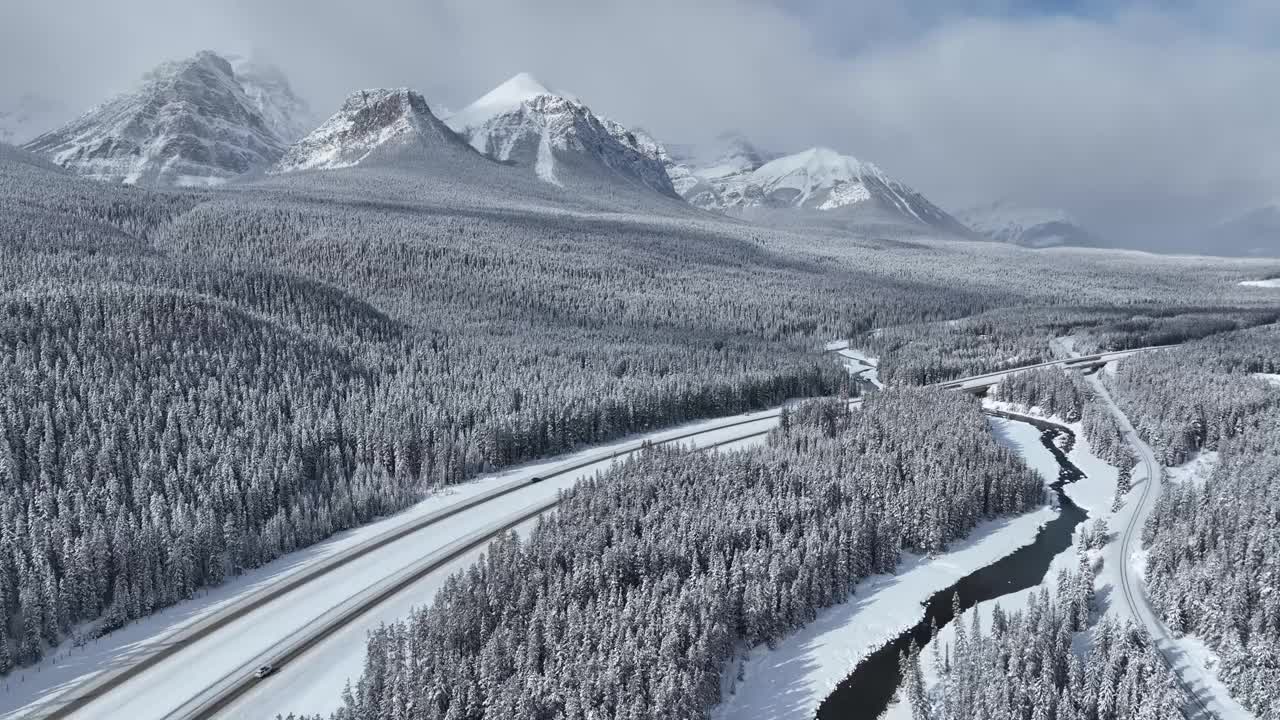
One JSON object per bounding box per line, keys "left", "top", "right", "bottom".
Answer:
{"left": 1087, "top": 375, "right": 1226, "bottom": 720}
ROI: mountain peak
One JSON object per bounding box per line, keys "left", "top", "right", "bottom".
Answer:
{"left": 445, "top": 75, "right": 676, "bottom": 198}
{"left": 445, "top": 72, "right": 571, "bottom": 134}
{"left": 144, "top": 50, "right": 235, "bottom": 86}
{"left": 495, "top": 72, "right": 555, "bottom": 101}
{"left": 24, "top": 49, "right": 288, "bottom": 186}
{"left": 273, "top": 87, "right": 473, "bottom": 174}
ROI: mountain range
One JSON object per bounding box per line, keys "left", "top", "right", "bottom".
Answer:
{"left": 13, "top": 52, "right": 968, "bottom": 238}
{"left": 13, "top": 49, "right": 1275, "bottom": 255}
{"left": 957, "top": 201, "right": 1101, "bottom": 249}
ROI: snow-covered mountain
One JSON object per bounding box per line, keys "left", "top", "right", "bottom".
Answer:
{"left": 958, "top": 202, "right": 1100, "bottom": 249}
{"left": 0, "top": 93, "right": 72, "bottom": 145}
{"left": 272, "top": 88, "right": 478, "bottom": 173}
{"left": 672, "top": 142, "right": 969, "bottom": 236}
{"left": 664, "top": 132, "right": 779, "bottom": 206}
{"left": 228, "top": 55, "right": 316, "bottom": 143}
{"left": 669, "top": 132, "right": 778, "bottom": 182}
{"left": 23, "top": 51, "right": 300, "bottom": 186}
{"left": 444, "top": 73, "right": 677, "bottom": 198}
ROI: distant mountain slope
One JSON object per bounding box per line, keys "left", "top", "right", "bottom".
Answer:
{"left": 1204, "top": 204, "right": 1280, "bottom": 257}
{"left": 23, "top": 51, "right": 297, "bottom": 186}
{"left": 272, "top": 88, "right": 478, "bottom": 173}
{"left": 0, "top": 93, "right": 72, "bottom": 145}
{"left": 444, "top": 73, "right": 677, "bottom": 198}
{"left": 228, "top": 55, "right": 317, "bottom": 143}
{"left": 958, "top": 201, "right": 1100, "bottom": 248}
{"left": 665, "top": 132, "right": 779, "bottom": 208}
{"left": 672, "top": 141, "right": 970, "bottom": 236}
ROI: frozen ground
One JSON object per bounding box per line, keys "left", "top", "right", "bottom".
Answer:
{"left": 3, "top": 407, "right": 785, "bottom": 720}
{"left": 710, "top": 415, "right": 1058, "bottom": 720}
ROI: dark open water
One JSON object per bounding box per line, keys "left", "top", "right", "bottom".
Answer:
{"left": 816, "top": 411, "right": 1088, "bottom": 719}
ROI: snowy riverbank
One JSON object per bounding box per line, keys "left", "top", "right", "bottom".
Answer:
{"left": 710, "top": 415, "right": 1059, "bottom": 720}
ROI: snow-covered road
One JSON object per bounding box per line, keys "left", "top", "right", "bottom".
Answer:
{"left": 1088, "top": 376, "right": 1253, "bottom": 720}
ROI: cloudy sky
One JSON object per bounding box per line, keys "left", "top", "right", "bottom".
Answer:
{"left": 2, "top": 0, "right": 1278, "bottom": 248}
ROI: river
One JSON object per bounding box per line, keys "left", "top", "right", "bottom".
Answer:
{"left": 816, "top": 411, "right": 1089, "bottom": 719}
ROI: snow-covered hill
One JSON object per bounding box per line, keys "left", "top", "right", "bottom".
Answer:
{"left": 0, "top": 93, "right": 72, "bottom": 145}
{"left": 958, "top": 202, "right": 1100, "bottom": 249}
{"left": 23, "top": 51, "right": 298, "bottom": 186}
{"left": 444, "top": 73, "right": 677, "bottom": 198}
{"left": 272, "top": 88, "right": 478, "bottom": 173}
{"left": 672, "top": 141, "right": 970, "bottom": 236}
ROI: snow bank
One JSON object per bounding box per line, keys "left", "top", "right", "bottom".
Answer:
{"left": 1253, "top": 372, "right": 1280, "bottom": 387}
{"left": 1240, "top": 278, "right": 1280, "bottom": 288}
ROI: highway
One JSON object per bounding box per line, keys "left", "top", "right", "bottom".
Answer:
{"left": 13, "top": 342, "right": 1174, "bottom": 720}
{"left": 18, "top": 407, "right": 796, "bottom": 720}
{"left": 933, "top": 346, "right": 1172, "bottom": 391}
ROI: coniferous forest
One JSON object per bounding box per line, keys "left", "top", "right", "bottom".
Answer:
{"left": 1, "top": 139, "right": 1278, "bottom": 720}
{"left": 911, "top": 577, "right": 1188, "bottom": 720}
{"left": 1107, "top": 328, "right": 1280, "bottom": 718}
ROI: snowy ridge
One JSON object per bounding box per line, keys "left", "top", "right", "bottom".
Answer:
{"left": 445, "top": 73, "right": 677, "bottom": 198}
{"left": 673, "top": 141, "right": 971, "bottom": 235}
{"left": 272, "top": 88, "right": 475, "bottom": 173}
{"left": 23, "top": 51, "right": 291, "bottom": 186}
{"left": 959, "top": 200, "right": 1099, "bottom": 248}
